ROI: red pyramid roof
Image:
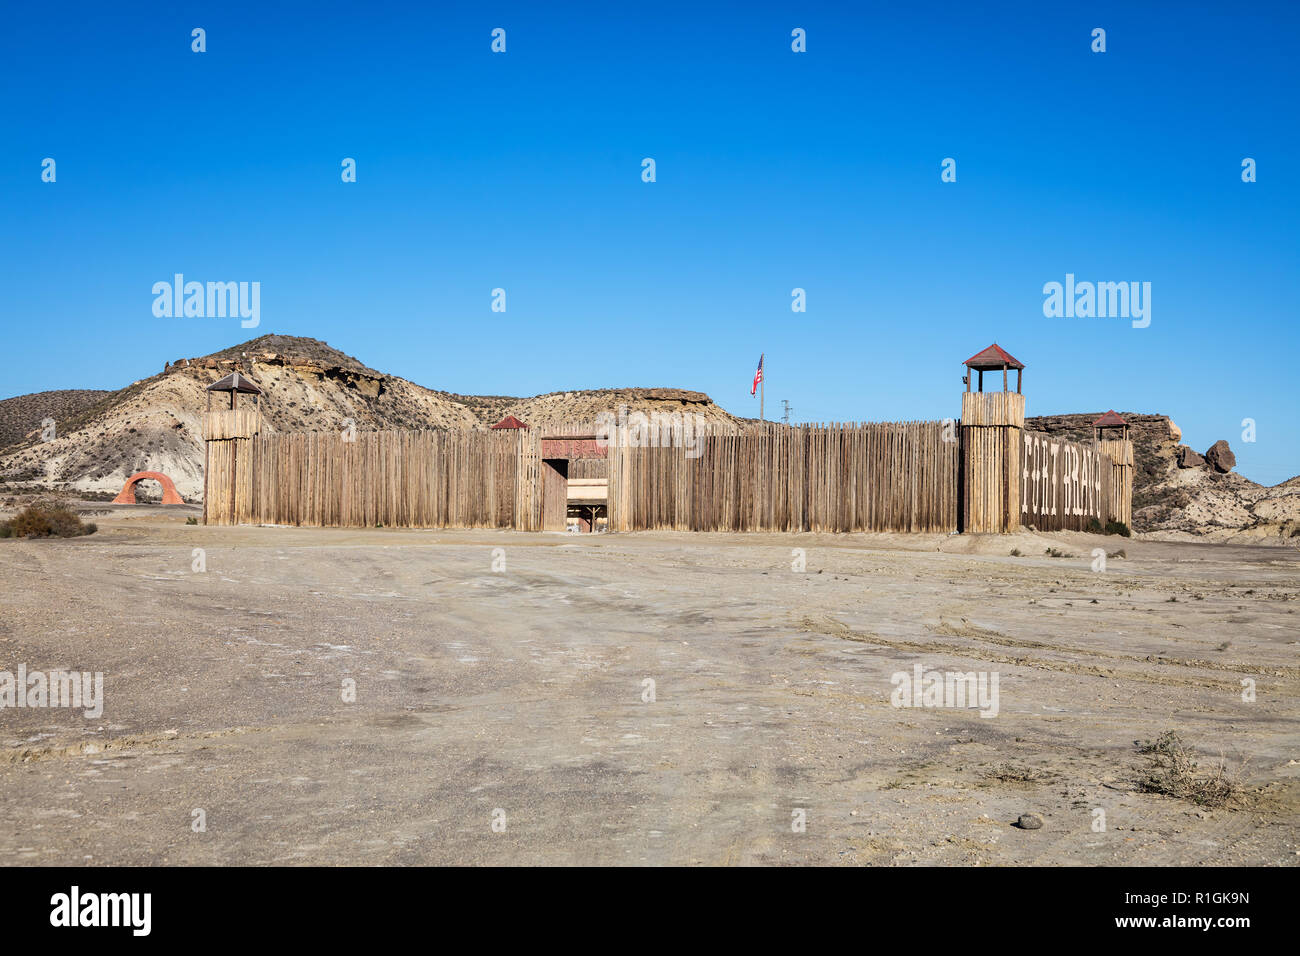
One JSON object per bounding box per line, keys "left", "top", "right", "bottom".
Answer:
{"left": 1093, "top": 410, "right": 1127, "bottom": 427}
{"left": 963, "top": 343, "right": 1024, "bottom": 370}
{"left": 490, "top": 415, "right": 529, "bottom": 430}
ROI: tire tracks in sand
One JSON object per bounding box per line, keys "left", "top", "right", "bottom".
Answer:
{"left": 794, "top": 615, "right": 1294, "bottom": 692}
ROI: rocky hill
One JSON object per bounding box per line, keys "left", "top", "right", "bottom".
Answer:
{"left": 488, "top": 387, "right": 729, "bottom": 434}
{"left": 0, "top": 389, "right": 110, "bottom": 449}
{"left": 1026, "top": 412, "right": 1300, "bottom": 542}
{"left": 0, "top": 335, "right": 738, "bottom": 501}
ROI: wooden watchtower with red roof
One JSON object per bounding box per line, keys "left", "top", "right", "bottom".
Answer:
{"left": 960, "top": 343, "right": 1025, "bottom": 533}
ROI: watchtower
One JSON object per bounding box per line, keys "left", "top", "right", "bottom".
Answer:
{"left": 1093, "top": 410, "right": 1133, "bottom": 527}
{"left": 203, "top": 372, "right": 263, "bottom": 525}
{"left": 960, "top": 343, "right": 1025, "bottom": 533}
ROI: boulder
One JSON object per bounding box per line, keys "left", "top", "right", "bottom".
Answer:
{"left": 1168, "top": 418, "right": 1182, "bottom": 443}
{"left": 1204, "top": 440, "right": 1236, "bottom": 474}
{"left": 1176, "top": 445, "right": 1205, "bottom": 469}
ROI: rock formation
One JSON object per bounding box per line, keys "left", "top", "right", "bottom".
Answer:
{"left": 1204, "top": 440, "right": 1236, "bottom": 474}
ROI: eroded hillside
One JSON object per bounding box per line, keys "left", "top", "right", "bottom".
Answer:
{"left": 0, "top": 336, "right": 738, "bottom": 499}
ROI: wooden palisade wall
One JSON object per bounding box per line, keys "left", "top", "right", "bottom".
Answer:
{"left": 205, "top": 416, "right": 1130, "bottom": 535}
{"left": 607, "top": 421, "right": 957, "bottom": 533}
{"left": 1018, "top": 432, "right": 1134, "bottom": 531}
{"left": 1020, "top": 431, "right": 1103, "bottom": 531}
{"left": 233, "top": 429, "right": 528, "bottom": 529}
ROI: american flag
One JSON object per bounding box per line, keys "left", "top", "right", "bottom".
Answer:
{"left": 750, "top": 354, "right": 764, "bottom": 395}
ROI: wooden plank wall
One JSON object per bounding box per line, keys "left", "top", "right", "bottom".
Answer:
{"left": 607, "top": 421, "right": 957, "bottom": 533}
{"left": 203, "top": 407, "right": 261, "bottom": 441}
{"left": 541, "top": 459, "right": 568, "bottom": 531}
{"left": 1019, "top": 430, "right": 1108, "bottom": 531}
{"left": 960, "top": 426, "right": 1021, "bottom": 533}
{"left": 203, "top": 437, "right": 257, "bottom": 525}
{"left": 570, "top": 458, "right": 608, "bottom": 479}
{"left": 1098, "top": 438, "right": 1134, "bottom": 527}
{"left": 208, "top": 419, "right": 1139, "bottom": 536}
{"left": 205, "top": 438, "right": 232, "bottom": 525}
{"left": 209, "top": 429, "right": 525, "bottom": 528}
{"left": 514, "top": 429, "right": 541, "bottom": 532}
{"left": 960, "top": 391, "right": 1026, "bottom": 428}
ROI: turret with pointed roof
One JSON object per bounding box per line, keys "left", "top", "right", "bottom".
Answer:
{"left": 1093, "top": 409, "right": 1130, "bottom": 442}
{"left": 963, "top": 342, "right": 1023, "bottom": 393}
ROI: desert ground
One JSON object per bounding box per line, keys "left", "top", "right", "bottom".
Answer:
{"left": 1, "top": 505, "right": 1297, "bottom": 866}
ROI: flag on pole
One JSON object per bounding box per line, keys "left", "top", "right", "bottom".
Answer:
{"left": 750, "top": 354, "right": 764, "bottom": 396}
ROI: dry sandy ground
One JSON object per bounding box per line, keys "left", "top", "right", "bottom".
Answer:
{"left": 1, "top": 507, "right": 1297, "bottom": 866}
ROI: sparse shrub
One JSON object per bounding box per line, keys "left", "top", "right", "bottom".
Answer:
{"left": 1009, "top": 548, "right": 1022, "bottom": 557}
{"left": 1085, "top": 516, "right": 1104, "bottom": 534}
{"left": 185, "top": 516, "right": 198, "bottom": 525}
{"left": 0, "top": 502, "right": 97, "bottom": 539}
{"left": 1044, "top": 547, "right": 1073, "bottom": 558}
{"left": 1105, "top": 520, "right": 1132, "bottom": 537}
{"left": 1135, "top": 731, "right": 1249, "bottom": 809}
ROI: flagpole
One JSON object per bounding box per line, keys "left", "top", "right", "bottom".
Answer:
{"left": 760, "top": 353, "right": 765, "bottom": 421}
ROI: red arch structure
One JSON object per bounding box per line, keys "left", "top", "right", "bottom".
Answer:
{"left": 113, "top": 471, "right": 185, "bottom": 505}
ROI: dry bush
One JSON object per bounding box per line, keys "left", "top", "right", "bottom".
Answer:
{"left": 0, "top": 501, "right": 97, "bottom": 539}
{"left": 1135, "top": 731, "right": 1250, "bottom": 809}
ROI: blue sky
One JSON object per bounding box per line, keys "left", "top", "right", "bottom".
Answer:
{"left": 3, "top": 1, "right": 1297, "bottom": 483}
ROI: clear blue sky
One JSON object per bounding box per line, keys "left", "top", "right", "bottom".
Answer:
{"left": 3, "top": 1, "right": 1297, "bottom": 484}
